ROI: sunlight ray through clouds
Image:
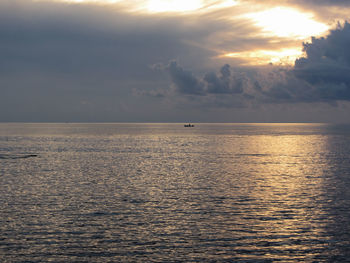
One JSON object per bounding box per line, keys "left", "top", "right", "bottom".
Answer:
{"left": 46, "top": 0, "right": 204, "bottom": 12}
{"left": 224, "top": 48, "right": 304, "bottom": 65}
{"left": 206, "top": 0, "right": 238, "bottom": 9}
{"left": 49, "top": 0, "right": 122, "bottom": 3}
{"left": 246, "top": 7, "right": 329, "bottom": 39}
{"left": 147, "top": 0, "right": 203, "bottom": 12}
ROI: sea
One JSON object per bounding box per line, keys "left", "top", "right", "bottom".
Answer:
{"left": 1, "top": 123, "right": 350, "bottom": 262}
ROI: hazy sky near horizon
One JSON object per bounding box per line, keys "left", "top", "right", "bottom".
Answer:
{"left": 2, "top": 0, "right": 350, "bottom": 122}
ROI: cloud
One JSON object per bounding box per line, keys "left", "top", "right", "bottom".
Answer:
{"left": 166, "top": 61, "right": 206, "bottom": 95}
{"left": 291, "top": 0, "right": 350, "bottom": 6}
{"left": 0, "top": 0, "right": 227, "bottom": 121}
{"left": 293, "top": 22, "right": 350, "bottom": 101}
{"left": 2, "top": 0, "right": 350, "bottom": 122}
{"left": 204, "top": 64, "right": 245, "bottom": 94}
{"left": 156, "top": 22, "right": 350, "bottom": 108}
{"left": 162, "top": 61, "right": 250, "bottom": 97}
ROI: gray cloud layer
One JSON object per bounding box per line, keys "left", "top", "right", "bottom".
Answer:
{"left": 0, "top": 0, "right": 220, "bottom": 121}
{"left": 166, "top": 61, "right": 246, "bottom": 96}
{"left": 1, "top": 0, "right": 350, "bottom": 122}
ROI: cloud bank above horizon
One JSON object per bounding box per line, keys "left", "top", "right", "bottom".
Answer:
{"left": 1, "top": 0, "right": 350, "bottom": 122}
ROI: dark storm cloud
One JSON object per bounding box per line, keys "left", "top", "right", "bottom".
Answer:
{"left": 204, "top": 64, "right": 245, "bottom": 94}
{"left": 0, "top": 0, "right": 231, "bottom": 121}
{"left": 0, "top": 0, "right": 267, "bottom": 74}
{"left": 293, "top": 22, "right": 350, "bottom": 101}
{"left": 0, "top": 0, "right": 211, "bottom": 76}
{"left": 2, "top": 0, "right": 350, "bottom": 122}
{"left": 1, "top": 0, "right": 283, "bottom": 122}
{"left": 167, "top": 61, "right": 205, "bottom": 95}
{"left": 162, "top": 61, "right": 247, "bottom": 97}
{"left": 160, "top": 22, "right": 350, "bottom": 107}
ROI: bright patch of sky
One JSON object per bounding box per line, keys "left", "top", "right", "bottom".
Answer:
{"left": 246, "top": 7, "right": 328, "bottom": 39}
{"left": 38, "top": 0, "right": 329, "bottom": 65}
{"left": 147, "top": 0, "right": 203, "bottom": 12}
{"left": 224, "top": 48, "right": 303, "bottom": 65}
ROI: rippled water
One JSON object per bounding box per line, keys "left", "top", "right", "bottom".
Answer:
{"left": 1, "top": 123, "right": 350, "bottom": 262}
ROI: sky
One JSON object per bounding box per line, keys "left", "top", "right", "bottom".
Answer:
{"left": 1, "top": 0, "right": 350, "bottom": 122}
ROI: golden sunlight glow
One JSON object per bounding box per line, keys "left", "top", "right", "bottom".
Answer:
{"left": 43, "top": 0, "right": 204, "bottom": 12}
{"left": 46, "top": 0, "right": 239, "bottom": 13}
{"left": 246, "top": 7, "right": 328, "bottom": 39}
{"left": 147, "top": 0, "right": 203, "bottom": 13}
{"left": 45, "top": 0, "right": 121, "bottom": 3}
{"left": 224, "top": 48, "right": 303, "bottom": 65}
{"left": 207, "top": 0, "right": 238, "bottom": 9}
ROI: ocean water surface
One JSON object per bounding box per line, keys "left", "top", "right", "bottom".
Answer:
{"left": 1, "top": 123, "right": 350, "bottom": 262}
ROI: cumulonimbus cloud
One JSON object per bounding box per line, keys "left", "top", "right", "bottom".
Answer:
{"left": 156, "top": 22, "right": 350, "bottom": 107}
{"left": 164, "top": 61, "right": 248, "bottom": 96}
{"left": 293, "top": 22, "right": 350, "bottom": 101}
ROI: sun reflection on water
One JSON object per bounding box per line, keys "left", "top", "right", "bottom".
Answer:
{"left": 212, "top": 125, "right": 332, "bottom": 260}
{"left": 1, "top": 123, "right": 350, "bottom": 261}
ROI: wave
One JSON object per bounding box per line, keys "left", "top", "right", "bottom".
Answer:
{"left": 0, "top": 153, "right": 38, "bottom": 160}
